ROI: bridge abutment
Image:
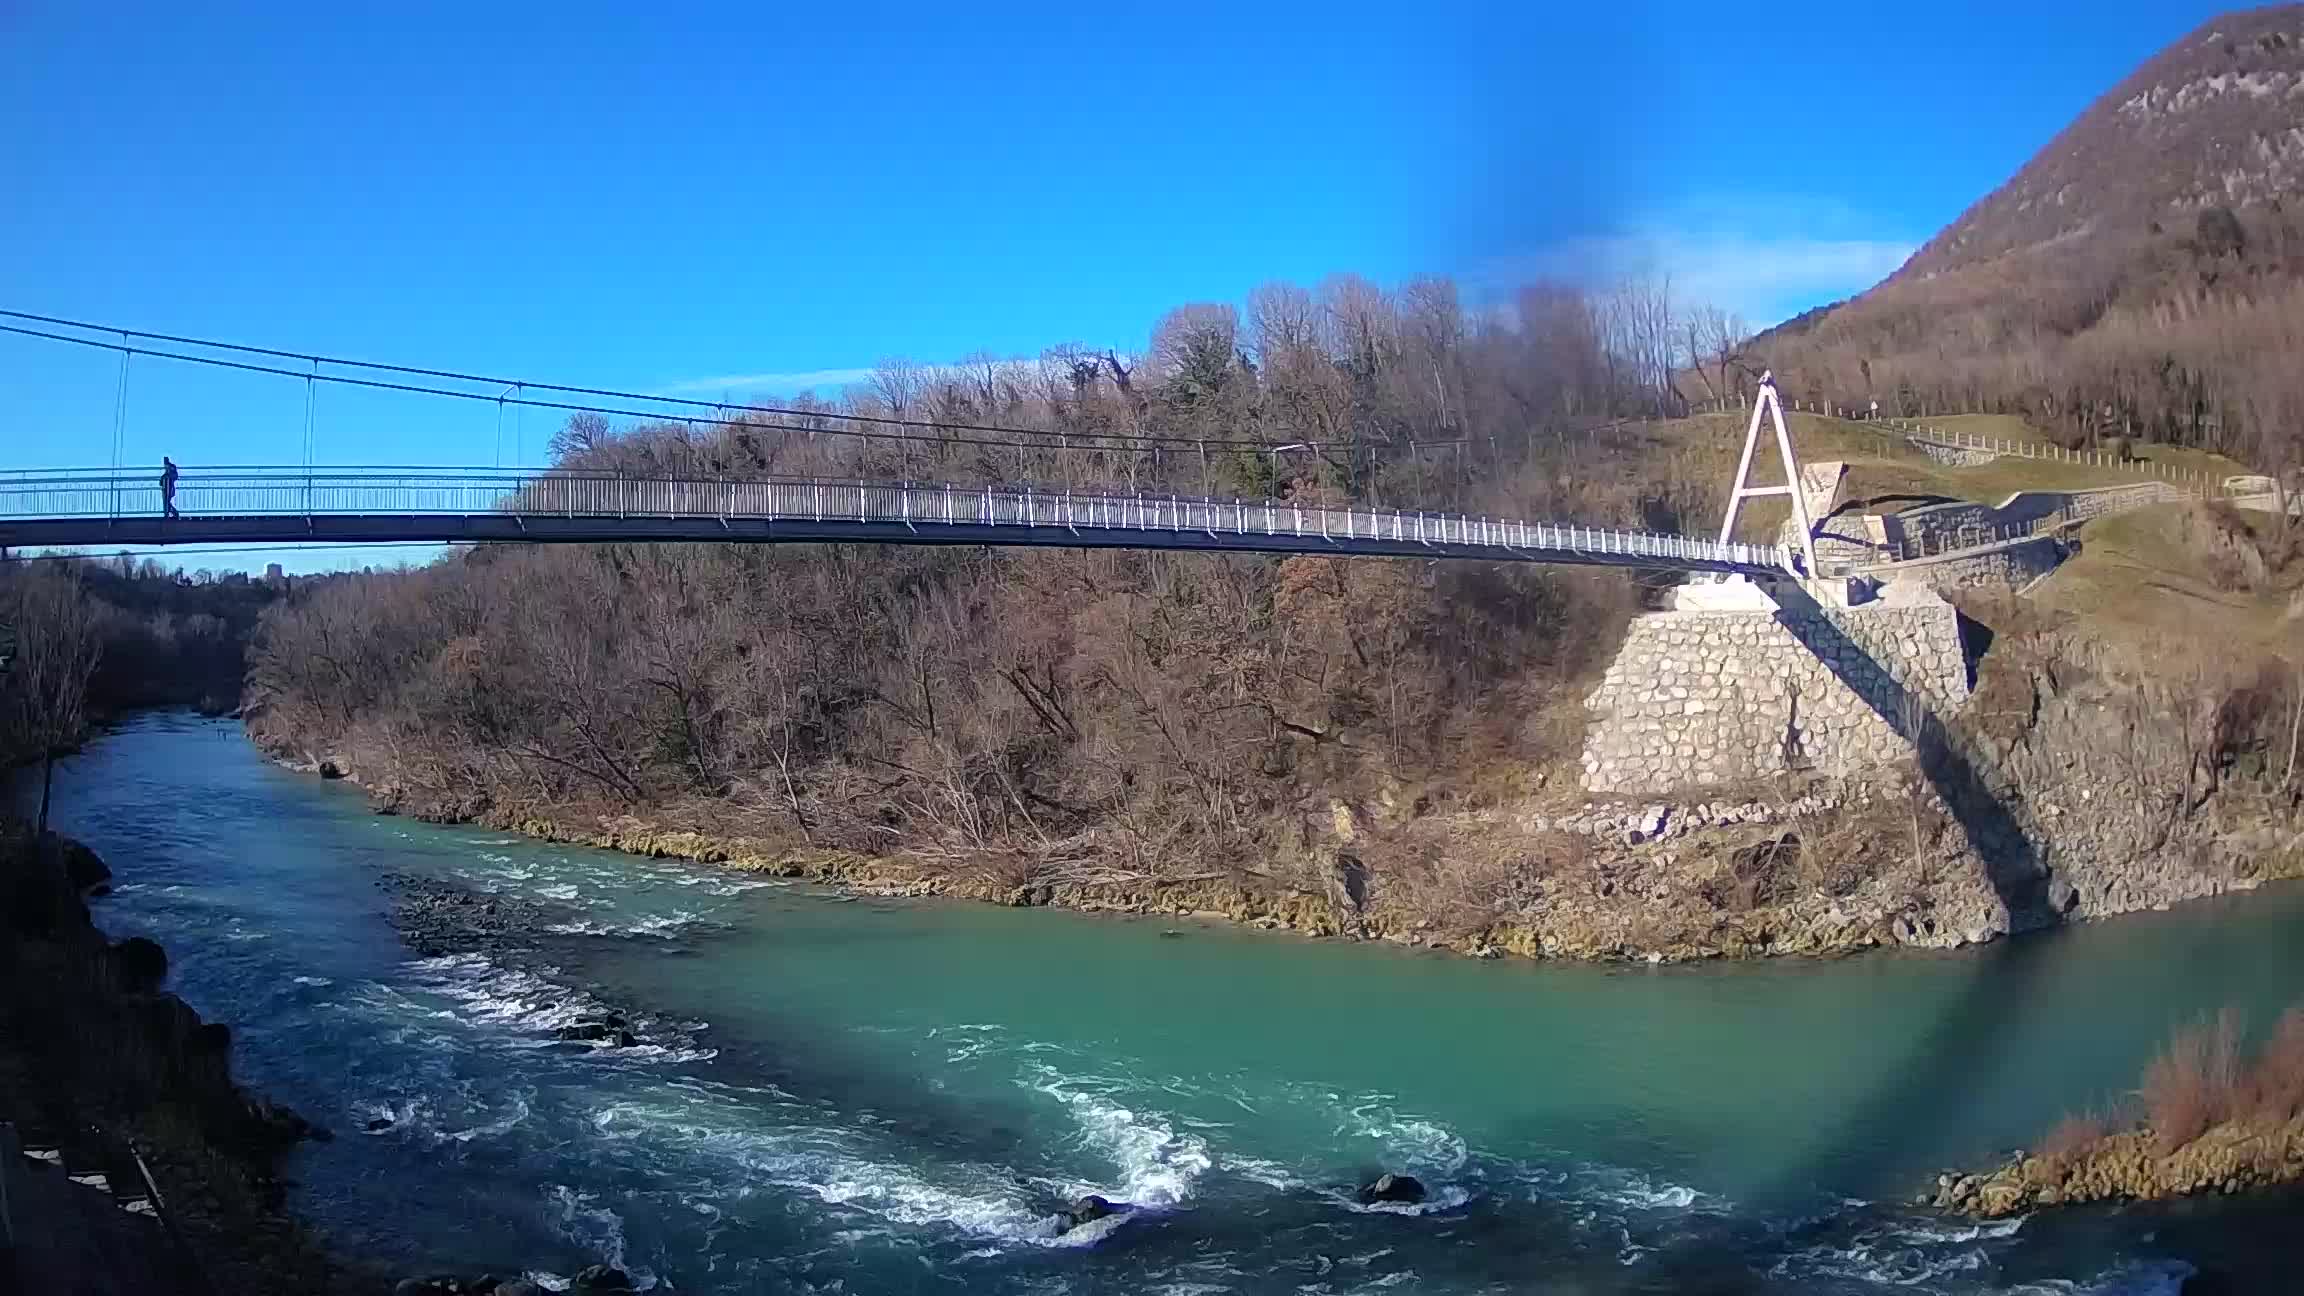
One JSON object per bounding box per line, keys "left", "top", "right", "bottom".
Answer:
{"left": 1578, "top": 583, "right": 1971, "bottom": 794}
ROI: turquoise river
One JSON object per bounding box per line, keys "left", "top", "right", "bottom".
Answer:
{"left": 23, "top": 713, "right": 2304, "bottom": 1293}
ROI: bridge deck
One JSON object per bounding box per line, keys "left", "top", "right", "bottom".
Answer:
{"left": 0, "top": 469, "right": 1786, "bottom": 574}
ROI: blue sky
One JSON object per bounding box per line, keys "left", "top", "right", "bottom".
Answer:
{"left": 0, "top": 0, "right": 2241, "bottom": 569}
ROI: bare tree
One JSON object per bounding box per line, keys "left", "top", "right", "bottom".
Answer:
{"left": 3, "top": 565, "right": 103, "bottom": 834}
{"left": 548, "top": 412, "right": 613, "bottom": 465}
{"left": 1603, "top": 275, "right": 1678, "bottom": 415}
{"left": 1685, "top": 304, "right": 1753, "bottom": 405}
{"left": 870, "top": 356, "right": 929, "bottom": 427}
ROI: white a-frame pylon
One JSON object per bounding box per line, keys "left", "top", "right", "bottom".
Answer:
{"left": 1716, "top": 371, "right": 1817, "bottom": 577}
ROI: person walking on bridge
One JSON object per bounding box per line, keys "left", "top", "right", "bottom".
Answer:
{"left": 160, "top": 457, "right": 180, "bottom": 519}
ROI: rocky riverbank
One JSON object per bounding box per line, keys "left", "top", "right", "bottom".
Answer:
{"left": 286, "top": 752, "right": 2297, "bottom": 967}
{"left": 1930, "top": 1114, "right": 2304, "bottom": 1218}
{"left": 313, "top": 746, "right": 2298, "bottom": 967}
{"left": 0, "top": 821, "right": 372, "bottom": 1294}
{"left": 262, "top": 616, "right": 2304, "bottom": 969}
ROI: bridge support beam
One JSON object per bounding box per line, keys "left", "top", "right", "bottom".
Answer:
{"left": 1717, "top": 372, "right": 1819, "bottom": 577}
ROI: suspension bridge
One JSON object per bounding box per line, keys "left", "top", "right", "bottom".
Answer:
{"left": 0, "top": 312, "right": 1803, "bottom": 576}
{"left": 0, "top": 467, "right": 1785, "bottom": 573}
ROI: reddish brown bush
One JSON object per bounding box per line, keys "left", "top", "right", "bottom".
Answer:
{"left": 2034, "top": 1111, "right": 2110, "bottom": 1170}
{"left": 2138, "top": 1009, "right": 2243, "bottom": 1153}
{"left": 2244, "top": 1006, "right": 2304, "bottom": 1123}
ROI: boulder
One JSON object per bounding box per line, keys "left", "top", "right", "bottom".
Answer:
{"left": 1359, "top": 1173, "right": 1427, "bottom": 1205}
{"left": 495, "top": 1283, "right": 546, "bottom": 1296}
{"left": 1057, "top": 1194, "right": 1119, "bottom": 1230}
{"left": 556, "top": 1023, "right": 613, "bottom": 1042}
{"left": 112, "top": 936, "right": 170, "bottom": 993}
{"left": 366, "top": 1117, "right": 395, "bottom": 1133}
{"left": 318, "top": 760, "right": 347, "bottom": 780}
{"left": 571, "top": 1266, "right": 633, "bottom": 1292}
{"left": 55, "top": 838, "right": 112, "bottom": 895}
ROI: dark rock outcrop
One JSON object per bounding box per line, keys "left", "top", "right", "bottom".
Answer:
{"left": 112, "top": 935, "right": 170, "bottom": 992}
{"left": 0, "top": 825, "right": 354, "bottom": 1292}
{"left": 553, "top": 1019, "right": 640, "bottom": 1049}
{"left": 55, "top": 836, "right": 113, "bottom": 895}
{"left": 381, "top": 871, "right": 558, "bottom": 959}
{"left": 1054, "top": 1194, "right": 1121, "bottom": 1231}
{"left": 571, "top": 1264, "right": 633, "bottom": 1291}
{"left": 393, "top": 1278, "right": 507, "bottom": 1295}
{"left": 1358, "top": 1173, "right": 1426, "bottom": 1205}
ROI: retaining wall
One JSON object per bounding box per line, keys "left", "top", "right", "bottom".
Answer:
{"left": 1874, "top": 536, "right": 2065, "bottom": 592}
{"left": 1887, "top": 482, "right": 2187, "bottom": 551}
{"left": 1913, "top": 442, "right": 2000, "bottom": 468}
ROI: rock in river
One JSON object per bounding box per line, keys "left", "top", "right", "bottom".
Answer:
{"left": 1064, "top": 1194, "right": 1118, "bottom": 1227}
{"left": 1359, "top": 1172, "right": 1427, "bottom": 1205}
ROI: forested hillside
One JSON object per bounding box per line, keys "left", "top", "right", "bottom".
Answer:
{"left": 246, "top": 275, "right": 1728, "bottom": 919}
{"left": 2, "top": 560, "right": 276, "bottom": 766}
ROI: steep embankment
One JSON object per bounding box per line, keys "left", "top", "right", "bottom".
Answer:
{"left": 0, "top": 823, "right": 373, "bottom": 1295}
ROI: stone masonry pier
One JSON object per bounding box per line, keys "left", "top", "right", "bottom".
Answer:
{"left": 1579, "top": 585, "right": 1971, "bottom": 794}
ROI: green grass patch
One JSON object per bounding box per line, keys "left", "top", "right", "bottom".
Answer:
{"left": 2030, "top": 504, "right": 2295, "bottom": 653}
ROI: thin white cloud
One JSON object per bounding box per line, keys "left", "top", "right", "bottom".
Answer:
{"left": 659, "top": 367, "right": 879, "bottom": 396}
{"left": 1631, "top": 231, "right": 1915, "bottom": 324}
{"left": 658, "top": 355, "right": 1096, "bottom": 402}
{"left": 1482, "top": 223, "right": 1918, "bottom": 327}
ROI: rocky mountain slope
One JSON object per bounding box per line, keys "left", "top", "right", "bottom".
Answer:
{"left": 1900, "top": 7, "right": 2304, "bottom": 280}
{"left": 1755, "top": 7, "right": 2304, "bottom": 455}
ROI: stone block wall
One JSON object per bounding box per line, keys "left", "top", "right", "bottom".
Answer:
{"left": 1913, "top": 441, "right": 2000, "bottom": 467}
{"left": 2063, "top": 481, "right": 2186, "bottom": 519}
{"left": 1873, "top": 536, "right": 2064, "bottom": 592}
{"left": 1579, "top": 590, "right": 1971, "bottom": 794}
{"left": 1885, "top": 482, "right": 2188, "bottom": 551}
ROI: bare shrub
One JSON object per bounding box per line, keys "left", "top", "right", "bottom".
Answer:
{"left": 2244, "top": 1006, "right": 2304, "bottom": 1123}
{"left": 2139, "top": 1009, "right": 2243, "bottom": 1152}
{"left": 2035, "top": 1110, "right": 2110, "bottom": 1171}
{"left": 1700, "top": 832, "right": 1798, "bottom": 912}
{"left": 2034, "top": 1001, "right": 2304, "bottom": 1172}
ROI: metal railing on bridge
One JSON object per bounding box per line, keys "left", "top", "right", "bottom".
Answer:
{"left": 0, "top": 466, "right": 1788, "bottom": 573}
